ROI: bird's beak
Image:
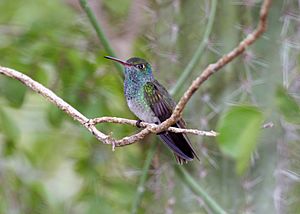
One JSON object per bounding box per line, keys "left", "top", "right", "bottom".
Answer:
{"left": 104, "top": 56, "right": 132, "bottom": 66}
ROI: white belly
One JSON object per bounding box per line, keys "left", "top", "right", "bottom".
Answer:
{"left": 127, "top": 98, "right": 160, "bottom": 123}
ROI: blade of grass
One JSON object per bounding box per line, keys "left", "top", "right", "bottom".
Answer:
{"left": 79, "top": 0, "right": 124, "bottom": 77}
{"left": 176, "top": 166, "right": 227, "bottom": 214}
{"left": 131, "top": 142, "right": 157, "bottom": 214}
{"left": 170, "top": 0, "right": 217, "bottom": 96}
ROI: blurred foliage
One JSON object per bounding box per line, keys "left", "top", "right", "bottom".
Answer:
{"left": 217, "top": 106, "right": 263, "bottom": 174}
{"left": 0, "top": 0, "right": 300, "bottom": 214}
{"left": 276, "top": 86, "right": 300, "bottom": 124}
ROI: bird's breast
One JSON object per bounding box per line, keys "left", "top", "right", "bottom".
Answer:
{"left": 125, "top": 86, "right": 159, "bottom": 123}
{"left": 126, "top": 98, "right": 159, "bottom": 123}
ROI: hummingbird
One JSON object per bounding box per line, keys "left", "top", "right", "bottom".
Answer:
{"left": 105, "top": 56, "right": 198, "bottom": 164}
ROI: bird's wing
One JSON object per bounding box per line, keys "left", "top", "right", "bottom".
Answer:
{"left": 143, "top": 81, "right": 198, "bottom": 162}
{"left": 143, "top": 80, "right": 174, "bottom": 122}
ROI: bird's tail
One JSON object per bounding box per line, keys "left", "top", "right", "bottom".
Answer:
{"left": 158, "top": 124, "right": 198, "bottom": 164}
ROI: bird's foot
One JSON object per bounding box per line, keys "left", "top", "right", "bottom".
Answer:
{"left": 136, "top": 119, "right": 143, "bottom": 128}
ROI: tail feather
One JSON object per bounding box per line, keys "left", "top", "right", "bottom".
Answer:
{"left": 159, "top": 132, "right": 193, "bottom": 161}
{"left": 158, "top": 123, "right": 198, "bottom": 164}
{"left": 174, "top": 154, "right": 188, "bottom": 165}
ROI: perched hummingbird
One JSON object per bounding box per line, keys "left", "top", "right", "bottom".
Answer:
{"left": 105, "top": 56, "right": 198, "bottom": 164}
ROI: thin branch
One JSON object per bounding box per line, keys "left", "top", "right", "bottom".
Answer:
{"left": 0, "top": 66, "right": 113, "bottom": 145}
{"left": 170, "top": 0, "right": 218, "bottom": 96}
{"left": 158, "top": 0, "right": 272, "bottom": 131}
{"left": 89, "top": 117, "right": 218, "bottom": 137}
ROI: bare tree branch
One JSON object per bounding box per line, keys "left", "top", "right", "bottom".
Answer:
{"left": 0, "top": 0, "right": 271, "bottom": 149}
{"left": 152, "top": 0, "right": 272, "bottom": 131}
{"left": 0, "top": 67, "right": 216, "bottom": 149}
{"left": 89, "top": 117, "right": 218, "bottom": 136}
{"left": 0, "top": 67, "right": 113, "bottom": 144}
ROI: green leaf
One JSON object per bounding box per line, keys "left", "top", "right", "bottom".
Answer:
{"left": 216, "top": 105, "right": 264, "bottom": 174}
{"left": 276, "top": 86, "right": 300, "bottom": 124}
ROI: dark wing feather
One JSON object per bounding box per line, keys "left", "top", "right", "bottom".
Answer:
{"left": 143, "top": 80, "right": 173, "bottom": 121}
{"left": 143, "top": 81, "right": 198, "bottom": 163}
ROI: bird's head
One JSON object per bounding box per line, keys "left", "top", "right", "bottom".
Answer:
{"left": 105, "top": 56, "right": 153, "bottom": 82}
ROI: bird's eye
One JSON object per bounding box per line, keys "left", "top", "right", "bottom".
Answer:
{"left": 136, "top": 64, "right": 145, "bottom": 70}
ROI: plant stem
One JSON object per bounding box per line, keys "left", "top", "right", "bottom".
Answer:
{"left": 78, "top": 0, "right": 124, "bottom": 77}
{"left": 170, "top": 0, "right": 217, "bottom": 96}
{"left": 176, "top": 167, "right": 227, "bottom": 214}
{"left": 131, "top": 142, "right": 157, "bottom": 214}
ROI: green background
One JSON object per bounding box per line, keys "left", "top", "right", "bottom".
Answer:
{"left": 0, "top": 0, "right": 299, "bottom": 213}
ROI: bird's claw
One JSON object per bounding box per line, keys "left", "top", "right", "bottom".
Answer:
{"left": 136, "top": 119, "right": 143, "bottom": 128}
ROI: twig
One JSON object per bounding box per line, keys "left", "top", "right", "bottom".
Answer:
{"left": 0, "top": 66, "right": 113, "bottom": 144}
{"left": 89, "top": 117, "right": 218, "bottom": 137}
{"left": 170, "top": 0, "right": 218, "bottom": 95}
